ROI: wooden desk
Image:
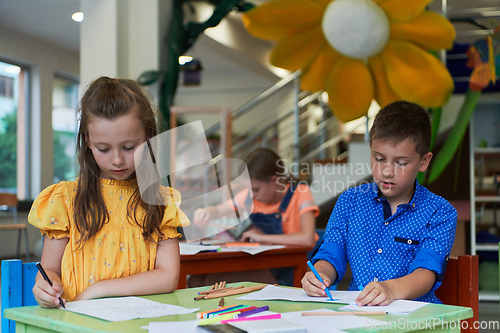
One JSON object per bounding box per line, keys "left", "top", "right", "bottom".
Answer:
{"left": 178, "top": 245, "right": 311, "bottom": 289}
{"left": 4, "top": 282, "right": 473, "bottom": 333}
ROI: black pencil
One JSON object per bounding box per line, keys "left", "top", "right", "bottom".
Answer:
{"left": 36, "top": 262, "right": 65, "bottom": 309}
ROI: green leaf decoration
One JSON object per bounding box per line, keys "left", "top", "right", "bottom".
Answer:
{"left": 137, "top": 70, "right": 162, "bottom": 86}
{"left": 427, "top": 88, "right": 481, "bottom": 184}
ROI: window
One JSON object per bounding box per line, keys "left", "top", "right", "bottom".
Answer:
{"left": 0, "top": 61, "right": 21, "bottom": 191}
{"left": 52, "top": 77, "right": 79, "bottom": 183}
{"left": 0, "top": 75, "right": 14, "bottom": 99}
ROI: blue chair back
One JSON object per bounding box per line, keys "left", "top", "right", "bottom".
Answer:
{"left": 1, "top": 259, "right": 38, "bottom": 333}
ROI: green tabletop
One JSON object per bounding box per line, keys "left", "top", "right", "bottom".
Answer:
{"left": 4, "top": 282, "right": 473, "bottom": 333}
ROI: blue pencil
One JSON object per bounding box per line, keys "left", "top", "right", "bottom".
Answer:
{"left": 307, "top": 260, "right": 334, "bottom": 301}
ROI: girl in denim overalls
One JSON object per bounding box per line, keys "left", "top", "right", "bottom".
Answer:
{"left": 194, "top": 148, "right": 319, "bottom": 286}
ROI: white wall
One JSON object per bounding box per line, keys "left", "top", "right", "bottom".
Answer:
{"left": 0, "top": 27, "right": 79, "bottom": 259}
{"left": 0, "top": 27, "right": 79, "bottom": 197}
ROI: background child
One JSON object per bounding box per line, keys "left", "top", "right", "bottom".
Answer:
{"left": 30, "top": 76, "right": 189, "bottom": 308}
{"left": 195, "top": 147, "right": 319, "bottom": 247}
{"left": 302, "top": 101, "right": 457, "bottom": 305}
{"left": 192, "top": 147, "right": 320, "bottom": 286}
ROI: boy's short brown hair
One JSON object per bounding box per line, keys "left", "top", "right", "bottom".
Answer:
{"left": 369, "top": 100, "right": 431, "bottom": 157}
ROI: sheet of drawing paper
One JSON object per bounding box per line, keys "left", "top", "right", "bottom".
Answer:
{"left": 218, "top": 245, "right": 286, "bottom": 255}
{"left": 179, "top": 243, "right": 220, "bottom": 255}
{"left": 143, "top": 320, "right": 198, "bottom": 332}
{"left": 236, "top": 285, "right": 360, "bottom": 304}
{"left": 281, "top": 309, "right": 388, "bottom": 333}
{"left": 64, "top": 296, "right": 199, "bottom": 321}
{"left": 339, "top": 299, "right": 429, "bottom": 313}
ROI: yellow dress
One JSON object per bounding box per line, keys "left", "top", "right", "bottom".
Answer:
{"left": 28, "top": 178, "right": 189, "bottom": 301}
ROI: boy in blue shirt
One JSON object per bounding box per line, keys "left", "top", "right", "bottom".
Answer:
{"left": 302, "top": 101, "right": 457, "bottom": 305}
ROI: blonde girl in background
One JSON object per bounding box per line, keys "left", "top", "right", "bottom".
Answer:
{"left": 30, "top": 77, "right": 189, "bottom": 308}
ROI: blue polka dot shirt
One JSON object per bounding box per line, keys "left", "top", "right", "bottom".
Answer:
{"left": 312, "top": 181, "right": 457, "bottom": 303}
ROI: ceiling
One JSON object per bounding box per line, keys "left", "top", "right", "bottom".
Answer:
{"left": 0, "top": 0, "right": 80, "bottom": 53}
{"left": 0, "top": 0, "right": 498, "bottom": 55}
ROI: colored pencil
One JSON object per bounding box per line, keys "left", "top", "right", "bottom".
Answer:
{"left": 198, "top": 312, "right": 241, "bottom": 326}
{"left": 213, "top": 306, "right": 255, "bottom": 317}
{"left": 196, "top": 304, "right": 238, "bottom": 319}
{"left": 225, "top": 242, "right": 260, "bottom": 247}
{"left": 198, "top": 285, "right": 244, "bottom": 295}
{"left": 235, "top": 305, "right": 269, "bottom": 318}
{"left": 203, "top": 284, "right": 269, "bottom": 299}
{"left": 208, "top": 305, "right": 247, "bottom": 318}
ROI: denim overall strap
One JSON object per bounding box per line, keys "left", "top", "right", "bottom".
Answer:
{"left": 249, "top": 184, "right": 296, "bottom": 235}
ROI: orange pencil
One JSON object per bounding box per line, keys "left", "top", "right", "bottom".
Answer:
{"left": 225, "top": 242, "right": 260, "bottom": 247}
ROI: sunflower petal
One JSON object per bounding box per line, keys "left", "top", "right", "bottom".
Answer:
{"left": 242, "top": 0, "right": 324, "bottom": 40}
{"left": 325, "top": 57, "right": 374, "bottom": 122}
{"left": 379, "top": 0, "right": 433, "bottom": 22}
{"left": 312, "top": 0, "right": 332, "bottom": 8}
{"left": 301, "top": 46, "right": 339, "bottom": 92}
{"left": 271, "top": 27, "right": 324, "bottom": 71}
{"left": 368, "top": 55, "right": 401, "bottom": 107}
{"left": 391, "top": 11, "right": 455, "bottom": 50}
{"left": 381, "top": 40, "right": 454, "bottom": 107}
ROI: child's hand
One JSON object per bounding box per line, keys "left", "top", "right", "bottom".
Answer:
{"left": 301, "top": 271, "right": 332, "bottom": 297}
{"left": 355, "top": 281, "right": 395, "bottom": 306}
{"left": 33, "top": 279, "right": 66, "bottom": 308}
{"left": 193, "top": 208, "right": 211, "bottom": 226}
{"left": 240, "top": 228, "right": 264, "bottom": 243}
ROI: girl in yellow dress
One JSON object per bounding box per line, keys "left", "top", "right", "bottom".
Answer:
{"left": 30, "top": 77, "right": 189, "bottom": 308}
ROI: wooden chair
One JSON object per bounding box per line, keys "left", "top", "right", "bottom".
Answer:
{"left": 1, "top": 259, "right": 38, "bottom": 333}
{"left": 0, "top": 193, "right": 30, "bottom": 260}
{"left": 435, "top": 255, "right": 479, "bottom": 333}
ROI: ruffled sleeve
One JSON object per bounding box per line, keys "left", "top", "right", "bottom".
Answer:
{"left": 28, "top": 182, "right": 71, "bottom": 239}
{"left": 159, "top": 187, "right": 190, "bottom": 240}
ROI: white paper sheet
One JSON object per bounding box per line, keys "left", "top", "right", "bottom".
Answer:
{"left": 143, "top": 320, "right": 198, "bottom": 333}
{"left": 64, "top": 296, "right": 199, "bottom": 321}
{"left": 179, "top": 243, "right": 220, "bottom": 255}
{"left": 143, "top": 309, "right": 387, "bottom": 333}
{"left": 218, "top": 245, "right": 286, "bottom": 255}
{"left": 339, "top": 299, "right": 428, "bottom": 313}
{"left": 281, "top": 309, "right": 388, "bottom": 333}
{"left": 236, "top": 285, "right": 360, "bottom": 304}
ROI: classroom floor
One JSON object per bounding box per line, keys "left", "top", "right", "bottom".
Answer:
{"left": 0, "top": 256, "right": 498, "bottom": 332}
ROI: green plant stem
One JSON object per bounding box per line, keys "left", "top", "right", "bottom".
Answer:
{"left": 427, "top": 88, "right": 481, "bottom": 184}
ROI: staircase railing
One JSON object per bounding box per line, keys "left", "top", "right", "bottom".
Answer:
{"left": 205, "top": 70, "right": 368, "bottom": 182}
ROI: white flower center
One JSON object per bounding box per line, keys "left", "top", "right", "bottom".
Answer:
{"left": 322, "top": 0, "right": 390, "bottom": 59}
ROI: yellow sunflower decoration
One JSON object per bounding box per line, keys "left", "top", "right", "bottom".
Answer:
{"left": 242, "top": 0, "right": 456, "bottom": 122}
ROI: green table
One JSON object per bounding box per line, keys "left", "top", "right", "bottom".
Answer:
{"left": 4, "top": 282, "right": 473, "bottom": 332}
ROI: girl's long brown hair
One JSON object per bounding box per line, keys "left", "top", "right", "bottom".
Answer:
{"left": 74, "top": 76, "right": 165, "bottom": 247}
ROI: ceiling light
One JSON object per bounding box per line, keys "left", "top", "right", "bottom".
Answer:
{"left": 72, "top": 12, "right": 84, "bottom": 22}
{"left": 178, "top": 56, "right": 193, "bottom": 65}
